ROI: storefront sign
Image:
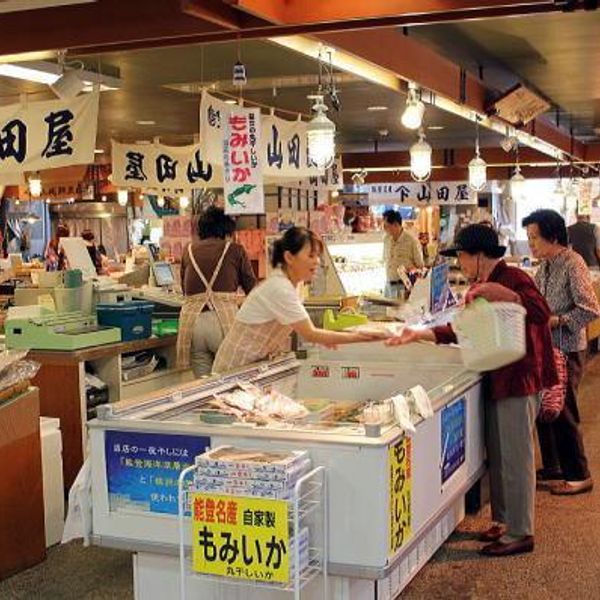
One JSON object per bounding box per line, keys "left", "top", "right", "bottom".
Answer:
{"left": 440, "top": 397, "right": 466, "bottom": 484}
{"left": 111, "top": 141, "right": 217, "bottom": 190}
{"left": 389, "top": 436, "right": 412, "bottom": 554}
{"left": 0, "top": 92, "right": 99, "bottom": 173}
{"left": 296, "top": 155, "right": 343, "bottom": 191}
{"left": 191, "top": 493, "right": 290, "bottom": 583}
{"left": 105, "top": 430, "right": 210, "bottom": 515}
{"left": 366, "top": 182, "right": 477, "bottom": 206}
{"left": 223, "top": 106, "right": 264, "bottom": 214}
{"left": 200, "top": 90, "right": 330, "bottom": 184}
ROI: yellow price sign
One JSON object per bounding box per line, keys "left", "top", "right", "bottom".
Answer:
{"left": 191, "top": 493, "right": 290, "bottom": 583}
{"left": 388, "top": 437, "right": 412, "bottom": 554}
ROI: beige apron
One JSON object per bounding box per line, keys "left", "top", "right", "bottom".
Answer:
{"left": 176, "top": 241, "right": 239, "bottom": 369}
{"left": 212, "top": 319, "right": 293, "bottom": 374}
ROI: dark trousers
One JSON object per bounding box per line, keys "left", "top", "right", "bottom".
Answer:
{"left": 537, "top": 351, "right": 590, "bottom": 481}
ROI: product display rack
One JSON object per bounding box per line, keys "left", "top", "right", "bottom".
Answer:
{"left": 177, "top": 465, "right": 328, "bottom": 600}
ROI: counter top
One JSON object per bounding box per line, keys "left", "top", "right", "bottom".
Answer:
{"left": 28, "top": 334, "right": 178, "bottom": 364}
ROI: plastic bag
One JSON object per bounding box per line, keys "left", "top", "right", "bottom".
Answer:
{"left": 406, "top": 384, "right": 434, "bottom": 420}
{"left": 539, "top": 348, "right": 568, "bottom": 423}
{"left": 391, "top": 394, "right": 416, "bottom": 433}
{"left": 62, "top": 459, "right": 93, "bottom": 546}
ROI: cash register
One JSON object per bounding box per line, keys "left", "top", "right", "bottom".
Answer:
{"left": 5, "top": 306, "right": 121, "bottom": 351}
{"left": 132, "top": 261, "right": 184, "bottom": 314}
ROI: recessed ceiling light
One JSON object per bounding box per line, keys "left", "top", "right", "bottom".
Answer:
{"left": 367, "top": 105, "right": 388, "bottom": 112}
{"left": 136, "top": 120, "right": 156, "bottom": 125}
{"left": 224, "top": 99, "right": 238, "bottom": 105}
{"left": 94, "top": 148, "right": 104, "bottom": 154}
{"left": 427, "top": 125, "right": 445, "bottom": 130}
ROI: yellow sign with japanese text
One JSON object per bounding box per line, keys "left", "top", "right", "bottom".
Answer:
{"left": 191, "top": 493, "right": 290, "bottom": 583}
{"left": 388, "top": 437, "right": 412, "bottom": 554}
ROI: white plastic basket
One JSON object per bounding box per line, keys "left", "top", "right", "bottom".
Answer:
{"left": 454, "top": 298, "right": 527, "bottom": 372}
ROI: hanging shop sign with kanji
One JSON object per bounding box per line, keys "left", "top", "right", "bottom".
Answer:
{"left": 222, "top": 106, "right": 264, "bottom": 214}
{"left": 111, "top": 141, "right": 217, "bottom": 190}
{"left": 365, "top": 182, "right": 477, "bottom": 206}
{"left": 200, "top": 90, "right": 323, "bottom": 182}
{"left": 191, "top": 493, "right": 290, "bottom": 583}
{"left": 388, "top": 436, "right": 412, "bottom": 554}
{"left": 0, "top": 92, "right": 99, "bottom": 173}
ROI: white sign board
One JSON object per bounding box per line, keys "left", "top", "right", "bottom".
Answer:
{"left": 365, "top": 181, "right": 478, "bottom": 206}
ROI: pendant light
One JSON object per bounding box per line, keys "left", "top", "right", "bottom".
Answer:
{"left": 117, "top": 189, "right": 128, "bottom": 206}
{"left": 28, "top": 173, "right": 42, "bottom": 198}
{"left": 552, "top": 156, "right": 564, "bottom": 203}
{"left": 157, "top": 195, "right": 165, "bottom": 208}
{"left": 510, "top": 144, "right": 525, "bottom": 199}
{"left": 179, "top": 195, "right": 190, "bottom": 210}
{"left": 468, "top": 117, "right": 487, "bottom": 192}
{"left": 409, "top": 130, "right": 432, "bottom": 182}
{"left": 306, "top": 93, "right": 336, "bottom": 169}
{"left": 401, "top": 83, "right": 425, "bottom": 130}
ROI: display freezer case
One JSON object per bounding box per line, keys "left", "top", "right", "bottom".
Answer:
{"left": 88, "top": 343, "right": 483, "bottom": 599}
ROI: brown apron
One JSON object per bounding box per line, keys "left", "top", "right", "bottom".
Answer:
{"left": 212, "top": 319, "right": 293, "bottom": 374}
{"left": 176, "top": 241, "right": 239, "bottom": 369}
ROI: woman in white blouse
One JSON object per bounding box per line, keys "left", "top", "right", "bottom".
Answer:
{"left": 213, "top": 227, "right": 377, "bottom": 373}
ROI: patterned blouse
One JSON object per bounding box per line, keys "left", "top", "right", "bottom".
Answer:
{"left": 535, "top": 248, "right": 600, "bottom": 352}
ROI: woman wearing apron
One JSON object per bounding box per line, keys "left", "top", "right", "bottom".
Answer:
{"left": 213, "top": 226, "right": 377, "bottom": 374}
{"left": 176, "top": 207, "right": 256, "bottom": 376}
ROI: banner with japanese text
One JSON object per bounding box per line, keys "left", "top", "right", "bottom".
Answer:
{"left": 111, "top": 141, "right": 218, "bottom": 190}
{"left": 296, "top": 155, "right": 344, "bottom": 191}
{"left": 199, "top": 90, "right": 323, "bottom": 182}
{"left": 223, "top": 106, "right": 264, "bottom": 214}
{"left": 0, "top": 92, "right": 99, "bottom": 173}
{"left": 365, "top": 181, "right": 478, "bottom": 206}
{"left": 389, "top": 436, "right": 412, "bottom": 554}
{"left": 191, "top": 493, "right": 290, "bottom": 583}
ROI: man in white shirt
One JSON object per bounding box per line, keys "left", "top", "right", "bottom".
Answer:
{"left": 382, "top": 209, "right": 424, "bottom": 298}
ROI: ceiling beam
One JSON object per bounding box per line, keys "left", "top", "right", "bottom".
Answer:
{"left": 181, "top": 0, "right": 247, "bottom": 30}
{"left": 226, "top": 0, "right": 557, "bottom": 27}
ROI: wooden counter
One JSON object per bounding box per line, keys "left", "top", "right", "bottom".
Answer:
{"left": 29, "top": 335, "right": 193, "bottom": 490}
{"left": 0, "top": 387, "right": 46, "bottom": 580}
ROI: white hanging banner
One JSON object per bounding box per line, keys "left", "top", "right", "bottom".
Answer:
{"left": 296, "top": 155, "right": 344, "bottom": 191}
{"left": 223, "top": 106, "right": 264, "bottom": 215}
{"left": 365, "top": 181, "right": 478, "bottom": 206}
{"left": 0, "top": 92, "right": 99, "bottom": 174}
{"left": 199, "top": 90, "right": 322, "bottom": 181}
{"left": 111, "top": 140, "right": 219, "bottom": 190}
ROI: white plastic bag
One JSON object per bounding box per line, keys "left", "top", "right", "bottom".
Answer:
{"left": 391, "top": 394, "right": 416, "bottom": 433}
{"left": 62, "top": 459, "right": 93, "bottom": 546}
{"left": 406, "top": 384, "right": 434, "bottom": 419}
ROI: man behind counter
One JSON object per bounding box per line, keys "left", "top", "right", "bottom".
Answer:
{"left": 382, "top": 209, "right": 424, "bottom": 298}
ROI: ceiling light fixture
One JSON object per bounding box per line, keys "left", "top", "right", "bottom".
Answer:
{"left": 367, "top": 105, "right": 388, "bottom": 112}
{"left": 427, "top": 125, "right": 445, "bottom": 131}
{"left": 28, "top": 173, "right": 42, "bottom": 198}
{"left": 468, "top": 117, "right": 487, "bottom": 192}
{"left": 94, "top": 148, "right": 105, "bottom": 154}
{"left": 117, "top": 189, "right": 128, "bottom": 207}
{"left": 179, "top": 195, "right": 190, "bottom": 210}
{"left": 157, "top": 195, "right": 165, "bottom": 208}
{"left": 307, "top": 93, "right": 336, "bottom": 169}
{"left": 410, "top": 130, "right": 432, "bottom": 182}
{"left": 50, "top": 68, "right": 84, "bottom": 100}
{"left": 510, "top": 165, "right": 526, "bottom": 199}
{"left": 0, "top": 60, "right": 120, "bottom": 92}
{"left": 224, "top": 99, "right": 238, "bottom": 105}
{"left": 136, "top": 120, "right": 156, "bottom": 126}
{"left": 401, "top": 82, "right": 425, "bottom": 130}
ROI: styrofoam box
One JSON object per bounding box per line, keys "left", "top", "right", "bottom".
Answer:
{"left": 40, "top": 417, "right": 64, "bottom": 547}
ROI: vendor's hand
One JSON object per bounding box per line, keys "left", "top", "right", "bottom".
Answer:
{"left": 384, "top": 327, "right": 424, "bottom": 346}
{"left": 549, "top": 315, "right": 561, "bottom": 329}
{"left": 466, "top": 282, "right": 520, "bottom": 305}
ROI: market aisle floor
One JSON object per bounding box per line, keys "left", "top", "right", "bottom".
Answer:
{"left": 2, "top": 355, "right": 600, "bottom": 600}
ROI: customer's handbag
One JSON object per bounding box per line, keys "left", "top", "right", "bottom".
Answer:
{"left": 539, "top": 327, "right": 567, "bottom": 423}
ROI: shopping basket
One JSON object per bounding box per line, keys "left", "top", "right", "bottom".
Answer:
{"left": 454, "top": 298, "right": 527, "bottom": 371}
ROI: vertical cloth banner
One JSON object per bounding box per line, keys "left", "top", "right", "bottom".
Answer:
{"left": 200, "top": 90, "right": 323, "bottom": 182}
{"left": 0, "top": 92, "right": 99, "bottom": 173}
{"left": 223, "top": 106, "right": 264, "bottom": 214}
{"left": 388, "top": 436, "right": 412, "bottom": 554}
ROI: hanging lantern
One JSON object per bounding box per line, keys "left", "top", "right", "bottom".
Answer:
{"left": 468, "top": 153, "right": 487, "bottom": 192}
{"left": 510, "top": 166, "right": 526, "bottom": 199}
{"left": 306, "top": 94, "right": 336, "bottom": 169}
{"left": 409, "top": 131, "right": 432, "bottom": 182}
{"left": 232, "top": 61, "right": 247, "bottom": 87}
{"left": 28, "top": 174, "right": 42, "bottom": 198}
{"left": 117, "top": 189, "right": 128, "bottom": 206}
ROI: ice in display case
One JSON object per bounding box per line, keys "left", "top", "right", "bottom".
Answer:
{"left": 88, "top": 342, "right": 484, "bottom": 599}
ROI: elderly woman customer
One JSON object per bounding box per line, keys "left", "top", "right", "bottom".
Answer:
{"left": 522, "top": 210, "right": 600, "bottom": 495}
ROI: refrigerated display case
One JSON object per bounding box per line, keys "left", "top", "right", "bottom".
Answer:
{"left": 87, "top": 341, "right": 483, "bottom": 599}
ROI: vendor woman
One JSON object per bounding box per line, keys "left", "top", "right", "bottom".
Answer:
{"left": 212, "top": 226, "right": 377, "bottom": 373}
{"left": 176, "top": 206, "right": 257, "bottom": 377}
